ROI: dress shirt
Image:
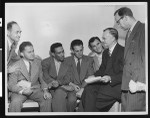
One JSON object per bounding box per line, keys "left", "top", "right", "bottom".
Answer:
{"left": 54, "top": 58, "right": 61, "bottom": 75}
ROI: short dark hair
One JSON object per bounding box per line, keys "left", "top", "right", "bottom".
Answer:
{"left": 7, "top": 21, "right": 18, "bottom": 31}
{"left": 19, "top": 41, "right": 33, "bottom": 53}
{"left": 50, "top": 42, "right": 62, "bottom": 53}
{"left": 70, "top": 39, "right": 83, "bottom": 50}
{"left": 103, "top": 27, "right": 118, "bottom": 40}
{"left": 114, "top": 7, "right": 133, "bottom": 18}
{"left": 88, "top": 36, "right": 101, "bottom": 49}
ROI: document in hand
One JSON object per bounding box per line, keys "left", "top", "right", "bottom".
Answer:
{"left": 17, "top": 80, "right": 31, "bottom": 89}
{"left": 85, "top": 76, "right": 101, "bottom": 84}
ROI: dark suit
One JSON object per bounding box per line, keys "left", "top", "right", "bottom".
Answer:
{"left": 121, "top": 21, "right": 145, "bottom": 111}
{"left": 81, "top": 43, "right": 124, "bottom": 111}
{"left": 41, "top": 56, "right": 71, "bottom": 112}
{"left": 8, "top": 58, "right": 51, "bottom": 112}
{"left": 65, "top": 55, "right": 94, "bottom": 111}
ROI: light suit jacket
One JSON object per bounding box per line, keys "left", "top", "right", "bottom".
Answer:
{"left": 8, "top": 58, "right": 48, "bottom": 93}
{"left": 65, "top": 55, "right": 94, "bottom": 87}
{"left": 41, "top": 56, "right": 71, "bottom": 86}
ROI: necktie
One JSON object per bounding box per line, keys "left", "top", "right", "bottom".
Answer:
{"left": 77, "top": 59, "right": 80, "bottom": 75}
{"left": 127, "top": 30, "right": 131, "bottom": 40}
{"left": 29, "top": 61, "right": 32, "bottom": 76}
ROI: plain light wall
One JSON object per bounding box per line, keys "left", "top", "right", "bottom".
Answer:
{"left": 5, "top": 3, "right": 147, "bottom": 59}
{"left": 5, "top": 3, "right": 115, "bottom": 59}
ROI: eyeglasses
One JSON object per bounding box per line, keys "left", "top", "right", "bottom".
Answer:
{"left": 116, "top": 17, "right": 123, "bottom": 25}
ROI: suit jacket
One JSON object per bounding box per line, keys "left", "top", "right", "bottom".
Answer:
{"left": 94, "top": 43, "right": 124, "bottom": 100}
{"left": 41, "top": 56, "right": 71, "bottom": 86}
{"left": 65, "top": 55, "right": 94, "bottom": 87}
{"left": 7, "top": 40, "right": 20, "bottom": 67}
{"left": 88, "top": 52, "right": 103, "bottom": 72}
{"left": 8, "top": 58, "right": 48, "bottom": 93}
{"left": 122, "top": 21, "right": 145, "bottom": 90}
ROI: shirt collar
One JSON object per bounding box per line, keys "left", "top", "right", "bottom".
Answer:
{"left": 54, "top": 58, "right": 61, "bottom": 65}
{"left": 74, "top": 56, "right": 82, "bottom": 65}
{"left": 109, "top": 42, "right": 117, "bottom": 54}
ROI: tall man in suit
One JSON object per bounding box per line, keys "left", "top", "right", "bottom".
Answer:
{"left": 81, "top": 28, "right": 124, "bottom": 111}
{"left": 41, "top": 43, "right": 73, "bottom": 112}
{"left": 7, "top": 21, "right": 21, "bottom": 67}
{"left": 114, "top": 7, "right": 146, "bottom": 111}
{"left": 88, "top": 37, "right": 104, "bottom": 72}
{"left": 8, "top": 41, "right": 52, "bottom": 112}
{"left": 65, "top": 39, "right": 94, "bottom": 112}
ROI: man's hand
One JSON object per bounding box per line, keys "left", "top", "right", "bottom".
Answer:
{"left": 51, "top": 80, "right": 59, "bottom": 88}
{"left": 76, "top": 88, "right": 84, "bottom": 98}
{"left": 61, "top": 85, "right": 75, "bottom": 91}
{"left": 69, "top": 82, "right": 80, "bottom": 92}
{"left": 129, "top": 80, "right": 137, "bottom": 93}
{"left": 129, "top": 80, "right": 146, "bottom": 93}
{"left": 101, "top": 75, "right": 111, "bottom": 83}
{"left": 22, "top": 88, "right": 33, "bottom": 96}
{"left": 136, "top": 81, "right": 146, "bottom": 92}
{"left": 43, "top": 90, "right": 52, "bottom": 99}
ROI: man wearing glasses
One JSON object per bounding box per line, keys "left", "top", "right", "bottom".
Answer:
{"left": 114, "top": 7, "right": 146, "bottom": 111}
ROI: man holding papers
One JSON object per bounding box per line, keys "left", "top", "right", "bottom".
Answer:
{"left": 8, "top": 41, "right": 51, "bottom": 112}
{"left": 81, "top": 28, "right": 124, "bottom": 111}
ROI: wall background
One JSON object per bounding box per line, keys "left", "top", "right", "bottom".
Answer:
{"left": 5, "top": 3, "right": 146, "bottom": 59}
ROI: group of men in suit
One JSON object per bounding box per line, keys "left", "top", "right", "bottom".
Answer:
{"left": 7, "top": 7, "right": 146, "bottom": 112}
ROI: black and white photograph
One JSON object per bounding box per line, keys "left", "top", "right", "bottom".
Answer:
{"left": 5, "top": 2, "right": 148, "bottom": 116}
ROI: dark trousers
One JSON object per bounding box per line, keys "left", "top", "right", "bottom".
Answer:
{"left": 81, "top": 83, "right": 116, "bottom": 112}
{"left": 51, "top": 88, "right": 77, "bottom": 112}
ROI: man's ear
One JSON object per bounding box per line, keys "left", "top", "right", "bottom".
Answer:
{"left": 51, "top": 52, "right": 55, "bottom": 57}
{"left": 20, "top": 52, "right": 24, "bottom": 57}
{"left": 7, "top": 30, "right": 10, "bottom": 36}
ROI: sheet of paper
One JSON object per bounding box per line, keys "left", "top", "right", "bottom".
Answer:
{"left": 17, "top": 80, "right": 31, "bottom": 89}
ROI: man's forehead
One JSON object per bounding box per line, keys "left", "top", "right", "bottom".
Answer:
{"left": 55, "top": 46, "right": 64, "bottom": 52}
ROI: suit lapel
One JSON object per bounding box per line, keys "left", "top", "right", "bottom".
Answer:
{"left": 20, "top": 59, "right": 31, "bottom": 81}
{"left": 80, "top": 56, "right": 87, "bottom": 82}
{"left": 124, "top": 21, "right": 141, "bottom": 59}
{"left": 50, "top": 57, "right": 57, "bottom": 78}
{"left": 57, "top": 62, "right": 67, "bottom": 79}
{"left": 30, "top": 60, "right": 39, "bottom": 82}
{"left": 105, "top": 44, "right": 119, "bottom": 72}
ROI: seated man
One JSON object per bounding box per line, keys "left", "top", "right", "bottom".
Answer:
{"left": 81, "top": 28, "right": 124, "bottom": 111}
{"left": 8, "top": 41, "right": 52, "bottom": 112}
{"left": 65, "top": 39, "right": 94, "bottom": 112}
{"left": 88, "top": 36, "right": 104, "bottom": 72}
{"left": 41, "top": 42, "right": 73, "bottom": 112}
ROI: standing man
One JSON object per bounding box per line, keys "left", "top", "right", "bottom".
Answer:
{"left": 7, "top": 21, "right": 21, "bottom": 67}
{"left": 81, "top": 28, "right": 124, "bottom": 111}
{"left": 88, "top": 36, "right": 104, "bottom": 72}
{"left": 65, "top": 39, "right": 94, "bottom": 112}
{"left": 41, "top": 42, "right": 73, "bottom": 112}
{"left": 114, "top": 7, "right": 146, "bottom": 111}
{"left": 8, "top": 41, "right": 52, "bottom": 112}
